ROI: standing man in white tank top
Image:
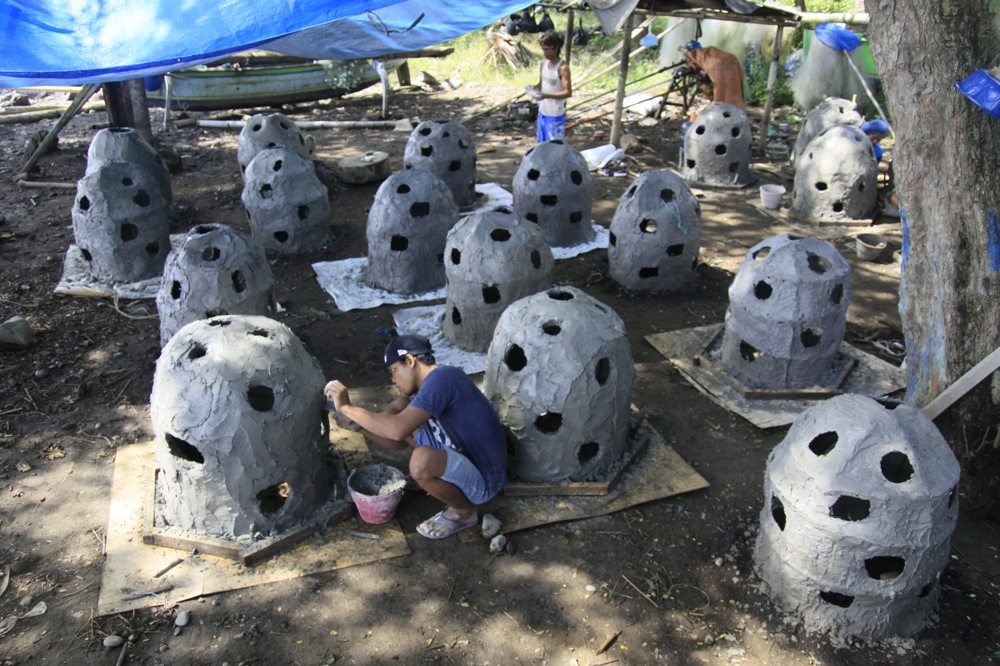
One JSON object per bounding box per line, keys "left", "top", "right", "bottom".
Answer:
{"left": 528, "top": 30, "right": 573, "bottom": 143}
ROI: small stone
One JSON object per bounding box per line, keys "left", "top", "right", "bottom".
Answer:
{"left": 585, "top": 585, "right": 597, "bottom": 593}
{"left": 103, "top": 635, "right": 124, "bottom": 648}
{"left": 489, "top": 534, "right": 507, "bottom": 554}
{"left": 19, "top": 596, "right": 34, "bottom": 607}
{"left": 481, "top": 514, "right": 502, "bottom": 539}
{"left": 173, "top": 626, "right": 182, "bottom": 637}
{"left": 175, "top": 609, "right": 190, "bottom": 627}
{"left": 0, "top": 316, "right": 33, "bottom": 350}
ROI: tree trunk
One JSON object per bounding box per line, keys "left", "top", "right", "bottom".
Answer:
{"left": 868, "top": 1, "right": 1000, "bottom": 511}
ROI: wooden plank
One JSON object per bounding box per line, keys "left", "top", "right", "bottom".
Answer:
{"left": 922, "top": 345, "right": 1000, "bottom": 419}
{"left": 143, "top": 531, "right": 241, "bottom": 560}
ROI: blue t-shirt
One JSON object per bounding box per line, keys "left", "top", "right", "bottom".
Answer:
{"left": 409, "top": 366, "right": 508, "bottom": 498}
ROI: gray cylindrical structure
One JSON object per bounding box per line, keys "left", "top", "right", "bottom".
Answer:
{"left": 403, "top": 120, "right": 478, "bottom": 207}
{"left": 792, "top": 97, "right": 862, "bottom": 167}
{"left": 72, "top": 161, "right": 170, "bottom": 283}
{"left": 156, "top": 224, "right": 276, "bottom": 347}
{"left": 366, "top": 169, "right": 458, "bottom": 294}
{"left": 680, "top": 102, "right": 753, "bottom": 186}
{"left": 484, "top": 287, "right": 635, "bottom": 483}
{"left": 443, "top": 208, "right": 554, "bottom": 352}
{"left": 87, "top": 127, "right": 172, "bottom": 204}
{"left": 608, "top": 169, "right": 702, "bottom": 292}
{"left": 237, "top": 112, "right": 313, "bottom": 174}
{"left": 719, "top": 234, "right": 851, "bottom": 389}
{"left": 150, "top": 315, "right": 330, "bottom": 540}
{"left": 241, "top": 147, "right": 331, "bottom": 254}
{"left": 791, "top": 124, "right": 878, "bottom": 222}
{"left": 754, "top": 394, "right": 960, "bottom": 640}
{"left": 512, "top": 139, "right": 594, "bottom": 248}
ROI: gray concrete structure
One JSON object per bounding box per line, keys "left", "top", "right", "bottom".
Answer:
{"left": 791, "top": 124, "right": 878, "bottom": 222}
{"left": 241, "top": 147, "right": 331, "bottom": 254}
{"left": 680, "top": 102, "right": 753, "bottom": 187}
{"left": 366, "top": 169, "right": 458, "bottom": 294}
{"left": 237, "top": 112, "right": 314, "bottom": 174}
{"left": 150, "top": 315, "right": 330, "bottom": 540}
{"left": 792, "top": 97, "right": 863, "bottom": 168}
{"left": 719, "top": 233, "right": 851, "bottom": 389}
{"left": 87, "top": 127, "right": 172, "bottom": 204}
{"left": 72, "top": 161, "right": 170, "bottom": 283}
{"left": 403, "top": 120, "right": 478, "bottom": 207}
{"left": 608, "top": 169, "right": 702, "bottom": 292}
{"left": 484, "top": 287, "right": 635, "bottom": 483}
{"left": 443, "top": 207, "right": 554, "bottom": 352}
{"left": 156, "top": 224, "right": 276, "bottom": 347}
{"left": 512, "top": 139, "right": 594, "bottom": 248}
{"left": 754, "top": 394, "right": 960, "bottom": 640}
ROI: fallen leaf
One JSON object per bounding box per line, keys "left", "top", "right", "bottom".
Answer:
{"left": 43, "top": 446, "right": 65, "bottom": 460}
{"left": 15, "top": 463, "right": 30, "bottom": 472}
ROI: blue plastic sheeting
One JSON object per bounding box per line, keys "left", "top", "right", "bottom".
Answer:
{"left": 814, "top": 22, "right": 863, "bottom": 53}
{"left": 957, "top": 69, "right": 1000, "bottom": 120}
{"left": 0, "top": 0, "right": 533, "bottom": 87}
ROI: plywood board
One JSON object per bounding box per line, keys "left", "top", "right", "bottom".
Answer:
{"left": 645, "top": 324, "right": 907, "bottom": 429}
{"left": 97, "top": 438, "right": 410, "bottom": 617}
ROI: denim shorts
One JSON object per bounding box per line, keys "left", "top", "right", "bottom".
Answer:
{"left": 441, "top": 448, "right": 492, "bottom": 505}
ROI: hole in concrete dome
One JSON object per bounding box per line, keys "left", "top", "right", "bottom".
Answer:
{"left": 578, "top": 442, "right": 599, "bottom": 463}
{"left": 203, "top": 246, "right": 221, "bottom": 261}
{"left": 754, "top": 281, "right": 772, "bottom": 299}
{"left": 298, "top": 135, "right": 305, "bottom": 145}
{"left": 272, "top": 159, "right": 283, "bottom": 171}
{"left": 807, "top": 253, "right": 831, "bottom": 274}
{"left": 491, "top": 228, "right": 512, "bottom": 242}
{"left": 451, "top": 248, "right": 461, "bottom": 264}
{"left": 187, "top": 343, "right": 206, "bottom": 360}
{"left": 948, "top": 484, "right": 957, "bottom": 508}
{"left": 419, "top": 126, "right": 432, "bottom": 135}
{"left": 391, "top": 235, "right": 409, "bottom": 251}
{"left": 526, "top": 213, "right": 539, "bottom": 223}
{"left": 626, "top": 185, "right": 637, "bottom": 197}
{"left": 830, "top": 495, "right": 870, "bottom": 521}
{"left": 249, "top": 328, "right": 269, "bottom": 338}
{"left": 809, "top": 431, "right": 838, "bottom": 456}
{"left": 208, "top": 318, "right": 231, "bottom": 327}
{"left": 865, "top": 556, "right": 905, "bottom": 580}
{"left": 232, "top": 270, "right": 247, "bottom": 293}
{"left": 919, "top": 581, "right": 935, "bottom": 597}
{"left": 397, "top": 183, "right": 411, "bottom": 194}
{"left": 482, "top": 285, "right": 501, "bottom": 303}
{"left": 731, "top": 126, "right": 741, "bottom": 137}
{"left": 739, "top": 341, "right": 759, "bottom": 362}
{"left": 451, "top": 306, "right": 462, "bottom": 324}
{"left": 505, "top": 344, "right": 527, "bottom": 371}
{"left": 787, "top": 233, "right": 804, "bottom": 240}
{"left": 667, "top": 243, "right": 684, "bottom": 256}
{"left": 819, "top": 590, "right": 854, "bottom": 608}
{"left": 542, "top": 322, "right": 561, "bottom": 335}
{"left": 404, "top": 164, "right": 412, "bottom": 170}
{"left": 540, "top": 195, "right": 558, "bottom": 206}
{"left": 695, "top": 125, "right": 706, "bottom": 135}
{"left": 257, "top": 482, "right": 290, "bottom": 514}
{"left": 80, "top": 248, "right": 92, "bottom": 261}
{"left": 274, "top": 231, "right": 289, "bottom": 243}
{"left": 831, "top": 283, "right": 844, "bottom": 304}
{"left": 437, "top": 253, "right": 445, "bottom": 264}
{"left": 832, "top": 201, "right": 844, "bottom": 213}
{"left": 728, "top": 162, "right": 740, "bottom": 173}
{"left": 531, "top": 250, "right": 541, "bottom": 269}
{"left": 206, "top": 308, "right": 227, "bottom": 318}
{"left": 410, "top": 201, "right": 430, "bottom": 217}
{"left": 723, "top": 111, "right": 732, "bottom": 118}
{"left": 278, "top": 120, "right": 290, "bottom": 130}
{"left": 260, "top": 184, "right": 273, "bottom": 199}
{"left": 171, "top": 280, "right": 182, "bottom": 299}
{"left": 459, "top": 138, "right": 469, "bottom": 148}
{"left": 859, "top": 181, "right": 866, "bottom": 191}
{"left": 145, "top": 241, "right": 160, "bottom": 256}
{"left": 595, "top": 357, "right": 610, "bottom": 385}
{"left": 609, "top": 232, "right": 617, "bottom": 246}
{"left": 801, "top": 328, "right": 823, "bottom": 347}
{"left": 715, "top": 144, "right": 727, "bottom": 156}
{"left": 639, "top": 267, "right": 659, "bottom": 278}
{"left": 548, "top": 289, "right": 573, "bottom": 301}
{"left": 551, "top": 139, "right": 564, "bottom": 145}
{"left": 640, "top": 219, "right": 658, "bottom": 233}
{"left": 122, "top": 176, "right": 134, "bottom": 187}
{"left": 753, "top": 246, "right": 771, "bottom": 260}
{"left": 266, "top": 142, "right": 277, "bottom": 148}
{"left": 660, "top": 188, "right": 675, "bottom": 202}
{"left": 298, "top": 205, "right": 309, "bottom": 220}
{"left": 442, "top": 131, "right": 450, "bottom": 138}
{"left": 166, "top": 432, "right": 204, "bottom": 464}
{"left": 527, "top": 168, "right": 540, "bottom": 181}
{"left": 120, "top": 223, "right": 139, "bottom": 241}
{"left": 686, "top": 159, "right": 696, "bottom": 169}
{"left": 814, "top": 181, "right": 828, "bottom": 191}
{"left": 420, "top": 143, "right": 433, "bottom": 157}
{"left": 771, "top": 494, "right": 786, "bottom": 530}
{"left": 78, "top": 196, "right": 90, "bottom": 211}
{"left": 881, "top": 451, "right": 914, "bottom": 483}
{"left": 571, "top": 170, "right": 583, "bottom": 185}
{"left": 247, "top": 385, "right": 275, "bottom": 412}
{"left": 569, "top": 211, "right": 583, "bottom": 223}
{"left": 448, "top": 160, "right": 461, "bottom": 171}
{"left": 534, "top": 411, "right": 563, "bottom": 433}
{"left": 133, "top": 189, "right": 151, "bottom": 207}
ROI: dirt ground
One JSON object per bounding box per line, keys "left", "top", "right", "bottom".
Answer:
{"left": 0, "top": 77, "right": 997, "bottom": 666}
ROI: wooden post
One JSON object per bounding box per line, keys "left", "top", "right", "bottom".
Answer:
{"left": 130, "top": 80, "right": 154, "bottom": 143}
{"left": 103, "top": 81, "right": 135, "bottom": 128}
{"left": 610, "top": 13, "right": 633, "bottom": 147}
{"left": 396, "top": 61, "right": 412, "bottom": 86}
{"left": 757, "top": 25, "right": 784, "bottom": 155}
{"left": 564, "top": 9, "right": 575, "bottom": 65}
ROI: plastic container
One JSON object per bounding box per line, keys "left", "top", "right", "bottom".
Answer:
{"left": 347, "top": 463, "right": 406, "bottom": 524}
{"left": 759, "top": 184, "right": 786, "bottom": 209}
{"left": 856, "top": 233, "right": 887, "bottom": 261}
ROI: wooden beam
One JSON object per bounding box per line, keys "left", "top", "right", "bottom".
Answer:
{"left": 922, "top": 345, "right": 1000, "bottom": 419}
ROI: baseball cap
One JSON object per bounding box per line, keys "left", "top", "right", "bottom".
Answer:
{"left": 861, "top": 119, "right": 889, "bottom": 136}
{"left": 381, "top": 334, "right": 433, "bottom": 367}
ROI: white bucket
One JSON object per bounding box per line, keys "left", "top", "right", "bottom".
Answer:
{"left": 759, "top": 184, "right": 786, "bottom": 209}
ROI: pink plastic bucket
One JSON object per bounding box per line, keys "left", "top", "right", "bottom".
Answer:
{"left": 347, "top": 464, "right": 405, "bottom": 524}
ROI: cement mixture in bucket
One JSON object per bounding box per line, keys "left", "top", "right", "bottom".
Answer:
{"left": 349, "top": 464, "right": 406, "bottom": 497}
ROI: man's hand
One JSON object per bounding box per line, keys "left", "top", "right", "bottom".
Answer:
{"left": 325, "top": 380, "right": 351, "bottom": 412}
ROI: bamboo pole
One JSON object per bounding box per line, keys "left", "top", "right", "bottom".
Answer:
{"left": 610, "top": 13, "right": 633, "bottom": 146}
{"left": 0, "top": 102, "right": 105, "bottom": 124}
{"left": 757, "top": 25, "right": 784, "bottom": 154}
{"left": 14, "top": 83, "right": 100, "bottom": 181}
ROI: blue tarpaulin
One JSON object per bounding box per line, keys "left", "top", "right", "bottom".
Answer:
{"left": 0, "top": 0, "right": 535, "bottom": 87}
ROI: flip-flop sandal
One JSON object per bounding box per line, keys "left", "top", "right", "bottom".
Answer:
{"left": 416, "top": 510, "right": 478, "bottom": 539}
